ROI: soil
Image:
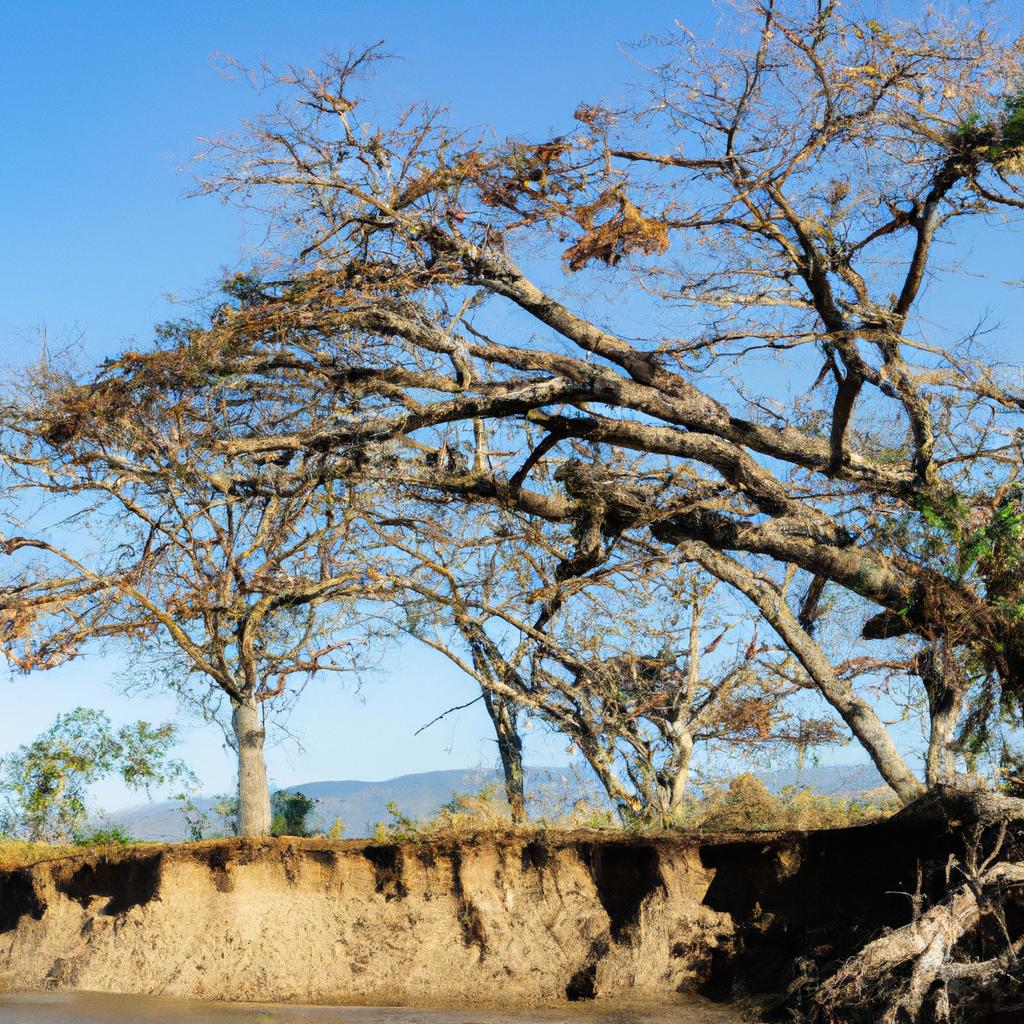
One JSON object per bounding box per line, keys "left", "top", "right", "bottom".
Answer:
{"left": 0, "top": 815, "right": 1016, "bottom": 1016}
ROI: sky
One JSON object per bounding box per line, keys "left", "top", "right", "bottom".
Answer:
{"left": 2, "top": 1, "right": 1020, "bottom": 810}
{"left": 1, "top": 0, "right": 728, "bottom": 808}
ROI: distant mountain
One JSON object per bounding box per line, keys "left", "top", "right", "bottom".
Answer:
{"left": 98, "top": 767, "right": 596, "bottom": 842}
{"left": 99, "top": 763, "right": 889, "bottom": 842}
{"left": 760, "top": 763, "right": 886, "bottom": 796}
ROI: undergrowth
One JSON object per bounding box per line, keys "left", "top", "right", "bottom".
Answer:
{"left": 365, "top": 774, "right": 896, "bottom": 842}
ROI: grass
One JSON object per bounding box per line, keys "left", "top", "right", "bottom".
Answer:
{"left": 0, "top": 841, "right": 77, "bottom": 871}
{"left": 0, "top": 827, "right": 144, "bottom": 870}
{"left": 364, "top": 773, "right": 898, "bottom": 844}
{"left": 0, "top": 777, "right": 898, "bottom": 864}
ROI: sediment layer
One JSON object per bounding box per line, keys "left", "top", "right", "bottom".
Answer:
{"left": 0, "top": 818, "right": 955, "bottom": 1007}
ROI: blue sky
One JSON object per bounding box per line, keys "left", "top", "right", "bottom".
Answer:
{"left": 1, "top": 0, "right": 728, "bottom": 807}
{"left": 3, "top": 1, "right": 1018, "bottom": 809}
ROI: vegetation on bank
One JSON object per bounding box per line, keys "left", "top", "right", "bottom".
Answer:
{"left": 0, "top": 774, "right": 898, "bottom": 870}
{"left": 3, "top": 2, "right": 1024, "bottom": 1018}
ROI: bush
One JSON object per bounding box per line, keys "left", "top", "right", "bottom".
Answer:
{"left": 688, "top": 773, "right": 896, "bottom": 833}
{"left": 271, "top": 790, "right": 316, "bottom": 837}
{"left": 698, "top": 774, "right": 788, "bottom": 832}
{"left": 72, "top": 825, "right": 137, "bottom": 847}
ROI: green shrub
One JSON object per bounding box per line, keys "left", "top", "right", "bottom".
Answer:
{"left": 270, "top": 790, "right": 316, "bottom": 837}
{"left": 72, "top": 825, "right": 137, "bottom": 847}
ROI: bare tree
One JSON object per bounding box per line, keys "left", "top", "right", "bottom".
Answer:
{"left": 0, "top": 361, "right": 386, "bottom": 834}
{"left": 381, "top": 495, "right": 840, "bottom": 822}
{"left": 160, "top": 6, "right": 1024, "bottom": 804}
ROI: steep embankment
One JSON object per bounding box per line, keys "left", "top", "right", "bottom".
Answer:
{"left": 0, "top": 834, "right": 731, "bottom": 1005}
{"left": 0, "top": 818, "right": 974, "bottom": 1009}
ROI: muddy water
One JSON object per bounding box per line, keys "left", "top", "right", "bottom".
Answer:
{"left": 0, "top": 992, "right": 742, "bottom": 1023}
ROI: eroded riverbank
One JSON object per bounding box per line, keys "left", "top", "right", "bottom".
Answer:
{"left": 0, "top": 818, "right": 971, "bottom": 1014}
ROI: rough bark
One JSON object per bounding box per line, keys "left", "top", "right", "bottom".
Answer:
{"left": 917, "top": 645, "right": 968, "bottom": 788}
{"left": 660, "top": 729, "right": 693, "bottom": 818}
{"left": 482, "top": 688, "right": 526, "bottom": 824}
{"left": 232, "top": 698, "right": 271, "bottom": 836}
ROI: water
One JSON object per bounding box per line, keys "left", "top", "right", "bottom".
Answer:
{"left": 0, "top": 992, "right": 741, "bottom": 1023}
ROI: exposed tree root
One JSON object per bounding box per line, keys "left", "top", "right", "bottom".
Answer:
{"left": 807, "top": 788, "right": 1024, "bottom": 1023}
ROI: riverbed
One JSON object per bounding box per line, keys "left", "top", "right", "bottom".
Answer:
{"left": 0, "top": 992, "right": 743, "bottom": 1023}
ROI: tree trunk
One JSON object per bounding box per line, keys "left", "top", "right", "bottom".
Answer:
{"left": 232, "top": 698, "right": 271, "bottom": 836}
{"left": 661, "top": 728, "right": 694, "bottom": 818}
{"left": 679, "top": 540, "right": 926, "bottom": 805}
{"left": 918, "top": 644, "right": 967, "bottom": 787}
{"left": 482, "top": 687, "right": 526, "bottom": 824}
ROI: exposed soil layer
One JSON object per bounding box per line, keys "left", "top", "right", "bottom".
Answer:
{"left": 0, "top": 816, "right": 1015, "bottom": 1014}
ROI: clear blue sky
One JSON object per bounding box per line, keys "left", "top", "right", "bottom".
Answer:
{"left": 2, "top": 1, "right": 1017, "bottom": 809}
{"left": 1, "top": 0, "right": 729, "bottom": 808}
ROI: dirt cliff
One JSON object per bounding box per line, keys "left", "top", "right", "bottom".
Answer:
{"left": 0, "top": 833, "right": 735, "bottom": 1005}
{"left": 0, "top": 818, "right": 993, "bottom": 1012}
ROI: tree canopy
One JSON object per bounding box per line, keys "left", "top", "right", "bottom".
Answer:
{"left": 3, "top": 0, "right": 1024, "bottom": 831}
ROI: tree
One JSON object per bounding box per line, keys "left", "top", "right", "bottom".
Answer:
{"left": 270, "top": 789, "right": 316, "bottom": 836}
{"left": 149, "top": 5, "right": 1024, "bottom": 805}
{"left": 0, "top": 359, "right": 387, "bottom": 834}
{"left": 383, "top": 495, "right": 841, "bottom": 821}
{"left": 0, "top": 707, "right": 189, "bottom": 843}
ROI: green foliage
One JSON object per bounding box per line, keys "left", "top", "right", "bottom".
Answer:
{"left": 952, "top": 90, "right": 1024, "bottom": 168}
{"left": 0, "top": 708, "right": 192, "bottom": 843}
{"left": 221, "top": 270, "right": 267, "bottom": 308}
{"left": 381, "top": 799, "right": 421, "bottom": 842}
{"left": 72, "top": 825, "right": 137, "bottom": 847}
{"left": 212, "top": 795, "right": 239, "bottom": 835}
{"left": 175, "top": 790, "right": 213, "bottom": 842}
{"left": 902, "top": 487, "right": 1024, "bottom": 598}
{"left": 270, "top": 789, "right": 316, "bottom": 837}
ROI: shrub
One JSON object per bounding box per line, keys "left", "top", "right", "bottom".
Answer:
{"left": 72, "top": 825, "right": 137, "bottom": 847}
{"left": 270, "top": 790, "right": 316, "bottom": 837}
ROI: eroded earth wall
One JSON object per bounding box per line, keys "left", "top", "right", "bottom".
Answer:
{"left": 0, "top": 835, "right": 734, "bottom": 1004}
{"left": 0, "top": 816, "right": 969, "bottom": 1008}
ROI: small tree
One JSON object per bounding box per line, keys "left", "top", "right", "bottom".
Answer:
{"left": 0, "top": 707, "right": 190, "bottom": 843}
{"left": 270, "top": 789, "right": 316, "bottom": 836}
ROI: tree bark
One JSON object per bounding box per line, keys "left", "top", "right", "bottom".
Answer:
{"left": 661, "top": 728, "right": 694, "bottom": 818}
{"left": 918, "top": 645, "right": 967, "bottom": 787}
{"left": 232, "top": 698, "right": 271, "bottom": 836}
{"left": 482, "top": 688, "right": 526, "bottom": 824}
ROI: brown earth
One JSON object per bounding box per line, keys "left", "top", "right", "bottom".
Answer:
{"left": 0, "top": 817, "right": 999, "bottom": 1014}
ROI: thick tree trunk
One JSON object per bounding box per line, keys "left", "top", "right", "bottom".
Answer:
{"left": 918, "top": 645, "right": 967, "bottom": 787}
{"left": 660, "top": 728, "right": 694, "bottom": 818}
{"left": 926, "top": 685, "right": 966, "bottom": 787}
{"left": 482, "top": 688, "right": 526, "bottom": 824}
{"left": 232, "top": 698, "right": 271, "bottom": 836}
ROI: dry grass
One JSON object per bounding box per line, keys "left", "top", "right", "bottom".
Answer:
{"left": 682, "top": 773, "right": 898, "bottom": 834}
{"left": 0, "top": 841, "right": 76, "bottom": 871}
{"left": 364, "top": 774, "right": 898, "bottom": 844}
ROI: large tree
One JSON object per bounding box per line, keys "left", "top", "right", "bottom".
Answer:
{"left": 119, "top": 3, "right": 1023, "bottom": 802}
